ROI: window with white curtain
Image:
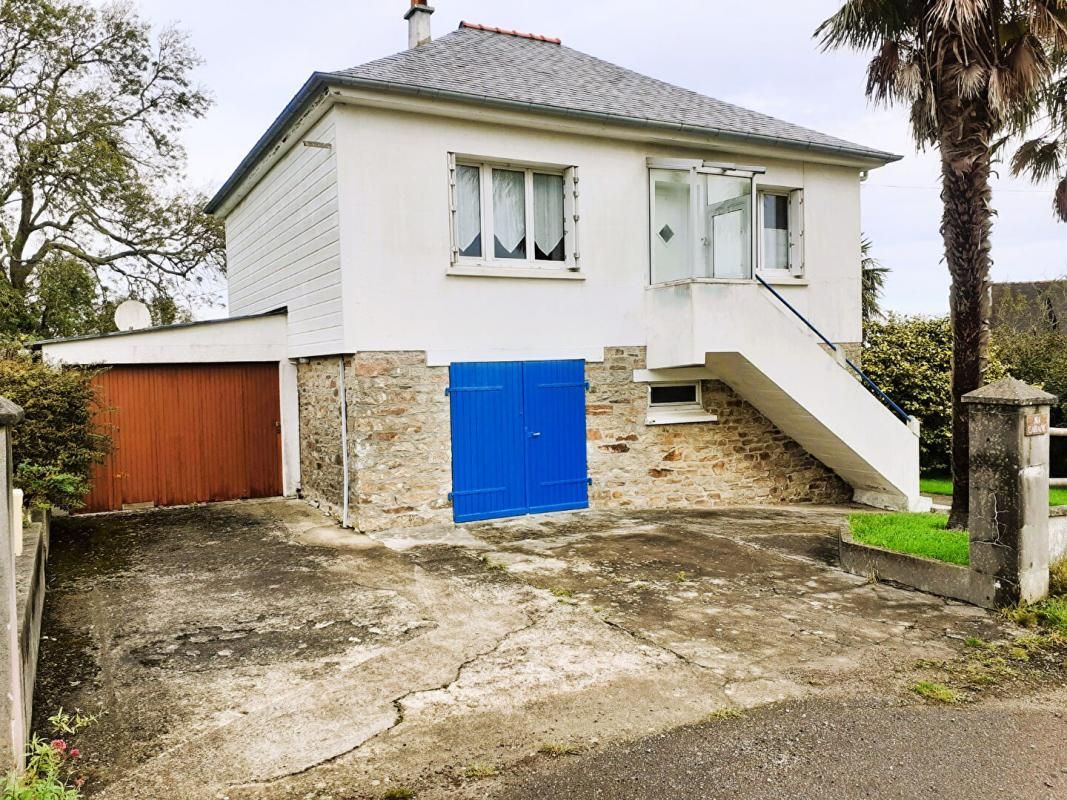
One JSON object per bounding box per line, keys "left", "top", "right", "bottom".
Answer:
{"left": 455, "top": 165, "right": 482, "bottom": 258}
{"left": 450, "top": 157, "right": 576, "bottom": 269}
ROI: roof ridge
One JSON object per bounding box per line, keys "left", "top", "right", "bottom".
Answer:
{"left": 459, "top": 21, "right": 561, "bottom": 45}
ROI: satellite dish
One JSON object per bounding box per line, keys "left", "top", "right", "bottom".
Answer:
{"left": 114, "top": 300, "right": 153, "bottom": 331}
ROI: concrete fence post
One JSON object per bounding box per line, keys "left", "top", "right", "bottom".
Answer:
{"left": 963, "top": 378, "right": 1057, "bottom": 606}
{"left": 0, "top": 397, "right": 25, "bottom": 770}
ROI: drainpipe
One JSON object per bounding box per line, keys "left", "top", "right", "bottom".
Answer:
{"left": 339, "top": 357, "right": 351, "bottom": 528}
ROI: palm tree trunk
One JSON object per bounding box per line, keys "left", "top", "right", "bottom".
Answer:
{"left": 941, "top": 148, "right": 993, "bottom": 530}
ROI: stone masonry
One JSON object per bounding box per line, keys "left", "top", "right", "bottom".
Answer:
{"left": 296, "top": 348, "right": 850, "bottom": 532}
{"left": 587, "top": 347, "right": 851, "bottom": 509}
{"left": 295, "top": 357, "right": 347, "bottom": 520}
{"left": 347, "top": 352, "right": 453, "bottom": 532}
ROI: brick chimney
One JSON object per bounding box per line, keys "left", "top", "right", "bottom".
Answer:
{"left": 405, "top": 0, "right": 434, "bottom": 48}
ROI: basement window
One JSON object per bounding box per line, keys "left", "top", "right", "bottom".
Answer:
{"left": 646, "top": 382, "right": 717, "bottom": 426}
{"left": 650, "top": 383, "right": 700, "bottom": 407}
{"left": 449, "top": 155, "right": 579, "bottom": 273}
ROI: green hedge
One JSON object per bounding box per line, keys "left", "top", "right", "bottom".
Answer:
{"left": 0, "top": 357, "right": 109, "bottom": 509}
{"left": 862, "top": 315, "right": 1006, "bottom": 475}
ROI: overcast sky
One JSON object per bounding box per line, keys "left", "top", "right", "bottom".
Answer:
{"left": 135, "top": 0, "right": 1066, "bottom": 318}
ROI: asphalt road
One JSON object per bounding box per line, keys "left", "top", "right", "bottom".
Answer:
{"left": 500, "top": 693, "right": 1067, "bottom": 800}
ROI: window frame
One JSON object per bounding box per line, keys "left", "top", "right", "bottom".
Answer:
{"left": 647, "top": 159, "right": 762, "bottom": 285}
{"left": 648, "top": 381, "right": 702, "bottom": 410}
{"left": 450, "top": 155, "right": 578, "bottom": 272}
{"left": 756, "top": 187, "right": 804, "bottom": 278}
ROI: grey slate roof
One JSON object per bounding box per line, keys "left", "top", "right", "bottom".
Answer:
{"left": 206, "top": 24, "right": 897, "bottom": 213}
{"left": 332, "top": 25, "right": 896, "bottom": 162}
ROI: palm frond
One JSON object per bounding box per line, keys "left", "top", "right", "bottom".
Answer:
{"left": 928, "top": 0, "right": 992, "bottom": 34}
{"left": 867, "top": 39, "right": 904, "bottom": 102}
{"left": 1006, "top": 33, "right": 1048, "bottom": 95}
{"left": 897, "top": 55, "right": 927, "bottom": 97}
{"left": 910, "top": 89, "right": 940, "bottom": 146}
{"left": 1027, "top": 0, "right": 1067, "bottom": 48}
{"left": 1056, "top": 175, "right": 1067, "bottom": 221}
{"left": 1011, "top": 136, "right": 1063, "bottom": 179}
{"left": 860, "top": 236, "right": 890, "bottom": 325}
{"left": 954, "top": 61, "right": 989, "bottom": 97}
{"left": 816, "top": 0, "right": 922, "bottom": 51}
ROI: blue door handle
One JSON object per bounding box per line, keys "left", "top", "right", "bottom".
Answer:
{"left": 529, "top": 431, "right": 541, "bottom": 438}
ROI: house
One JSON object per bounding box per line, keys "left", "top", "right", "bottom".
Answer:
{"left": 38, "top": 2, "right": 925, "bottom": 527}
{"left": 992, "top": 279, "right": 1067, "bottom": 334}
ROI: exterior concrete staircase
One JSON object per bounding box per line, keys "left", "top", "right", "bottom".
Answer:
{"left": 645, "top": 281, "right": 926, "bottom": 512}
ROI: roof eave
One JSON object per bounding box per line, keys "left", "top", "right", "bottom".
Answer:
{"left": 30, "top": 308, "right": 287, "bottom": 349}
{"left": 204, "top": 73, "right": 333, "bottom": 215}
{"left": 326, "top": 73, "right": 902, "bottom": 166}
{"left": 205, "top": 73, "right": 901, "bottom": 214}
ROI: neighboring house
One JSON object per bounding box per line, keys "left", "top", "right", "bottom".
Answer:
{"left": 38, "top": 2, "right": 924, "bottom": 526}
{"left": 992, "top": 280, "right": 1067, "bottom": 333}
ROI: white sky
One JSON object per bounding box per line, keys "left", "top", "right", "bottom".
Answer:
{"left": 136, "top": 0, "right": 1066, "bottom": 318}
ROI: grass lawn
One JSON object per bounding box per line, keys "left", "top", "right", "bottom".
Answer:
{"left": 849, "top": 512, "right": 969, "bottom": 566}
{"left": 920, "top": 476, "right": 1067, "bottom": 506}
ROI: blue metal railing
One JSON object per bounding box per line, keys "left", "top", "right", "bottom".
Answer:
{"left": 754, "top": 274, "right": 911, "bottom": 424}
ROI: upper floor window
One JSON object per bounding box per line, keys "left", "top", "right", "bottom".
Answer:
{"left": 758, "top": 189, "right": 804, "bottom": 276}
{"left": 450, "top": 156, "right": 578, "bottom": 270}
{"left": 648, "top": 159, "right": 805, "bottom": 283}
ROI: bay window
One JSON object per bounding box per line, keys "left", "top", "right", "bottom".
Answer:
{"left": 649, "top": 159, "right": 804, "bottom": 282}
{"left": 450, "top": 155, "right": 577, "bottom": 269}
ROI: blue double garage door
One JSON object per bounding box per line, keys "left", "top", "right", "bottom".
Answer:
{"left": 448, "top": 360, "right": 589, "bottom": 523}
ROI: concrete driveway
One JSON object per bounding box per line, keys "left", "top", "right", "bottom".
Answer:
{"left": 36, "top": 500, "right": 1024, "bottom": 799}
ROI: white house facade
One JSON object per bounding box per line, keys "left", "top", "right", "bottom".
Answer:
{"left": 41, "top": 3, "right": 924, "bottom": 526}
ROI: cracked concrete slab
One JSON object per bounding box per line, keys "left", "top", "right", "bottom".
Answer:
{"left": 35, "top": 501, "right": 1018, "bottom": 799}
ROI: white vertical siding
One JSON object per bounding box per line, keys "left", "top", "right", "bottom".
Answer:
{"left": 226, "top": 114, "right": 343, "bottom": 356}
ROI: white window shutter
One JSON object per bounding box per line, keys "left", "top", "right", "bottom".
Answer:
{"left": 565, "top": 166, "right": 580, "bottom": 266}
{"left": 788, "top": 188, "right": 804, "bottom": 276}
{"left": 447, "top": 152, "right": 458, "bottom": 263}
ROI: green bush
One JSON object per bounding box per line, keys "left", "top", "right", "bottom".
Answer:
{"left": 862, "top": 314, "right": 1005, "bottom": 476}
{"left": 992, "top": 324, "right": 1067, "bottom": 477}
{"left": 0, "top": 357, "right": 109, "bottom": 509}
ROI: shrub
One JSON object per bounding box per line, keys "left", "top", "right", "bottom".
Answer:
{"left": 992, "top": 324, "right": 1067, "bottom": 477}
{"left": 862, "top": 314, "right": 1005, "bottom": 475}
{"left": 0, "top": 357, "right": 108, "bottom": 509}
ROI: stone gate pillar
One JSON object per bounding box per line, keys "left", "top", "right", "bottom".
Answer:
{"left": 963, "top": 378, "right": 1056, "bottom": 606}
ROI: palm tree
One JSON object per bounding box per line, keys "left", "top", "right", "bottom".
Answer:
{"left": 818, "top": 1, "right": 1067, "bottom": 529}
{"left": 861, "top": 235, "right": 890, "bottom": 330}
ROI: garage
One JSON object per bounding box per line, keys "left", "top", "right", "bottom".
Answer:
{"left": 84, "top": 363, "right": 283, "bottom": 512}
{"left": 35, "top": 311, "right": 300, "bottom": 513}
{"left": 448, "top": 359, "right": 589, "bottom": 522}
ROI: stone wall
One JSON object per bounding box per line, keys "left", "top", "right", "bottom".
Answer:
{"left": 347, "top": 352, "right": 452, "bottom": 532}
{"left": 296, "top": 357, "right": 347, "bottom": 519}
{"left": 16, "top": 511, "right": 48, "bottom": 739}
{"left": 586, "top": 347, "right": 851, "bottom": 509}
{"left": 296, "top": 348, "right": 851, "bottom": 532}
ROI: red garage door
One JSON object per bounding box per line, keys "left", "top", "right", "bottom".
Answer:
{"left": 84, "top": 364, "right": 283, "bottom": 513}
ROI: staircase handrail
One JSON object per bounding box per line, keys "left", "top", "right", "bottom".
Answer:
{"left": 754, "top": 274, "right": 911, "bottom": 425}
